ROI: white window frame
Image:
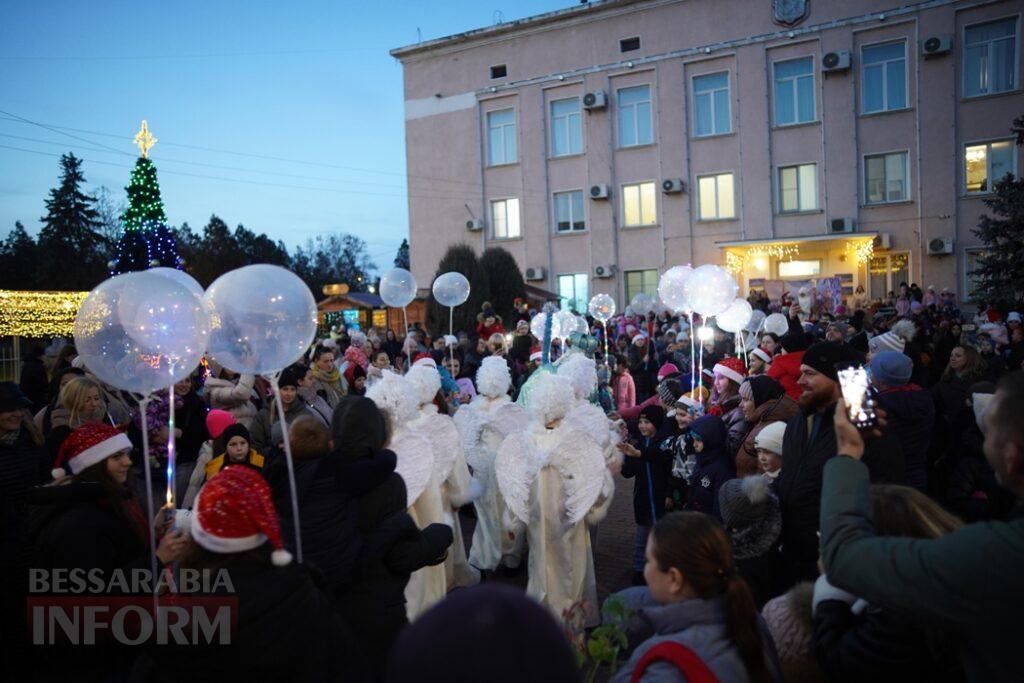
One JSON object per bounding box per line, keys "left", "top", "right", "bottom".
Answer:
{"left": 616, "top": 84, "right": 653, "bottom": 148}
{"left": 963, "top": 247, "right": 989, "bottom": 301}
{"left": 486, "top": 108, "right": 517, "bottom": 166}
{"left": 692, "top": 71, "right": 731, "bottom": 137}
{"left": 861, "top": 40, "right": 908, "bottom": 114}
{"left": 550, "top": 97, "right": 583, "bottom": 157}
{"left": 772, "top": 56, "right": 816, "bottom": 126}
{"left": 962, "top": 15, "right": 1020, "bottom": 98}
{"left": 621, "top": 181, "right": 658, "bottom": 227}
{"left": 553, "top": 189, "right": 586, "bottom": 233}
{"left": 490, "top": 197, "right": 521, "bottom": 239}
{"left": 557, "top": 273, "right": 589, "bottom": 313}
{"left": 863, "top": 150, "right": 911, "bottom": 205}
{"left": 867, "top": 251, "right": 912, "bottom": 299}
{"left": 624, "top": 269, "right": 660, "bottom": 303}
{"left": 963, "top": 138, "right": 1018, "bottom": 195}
{"left": 776, "top": 163, "right": 818, "bottom": 213}
{"left": 696, "top": 172, "right": 737, "bottom": 220}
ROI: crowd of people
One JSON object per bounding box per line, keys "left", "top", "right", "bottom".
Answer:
{"left": 1, "top": 285, "right": 1022, "bottom": 682}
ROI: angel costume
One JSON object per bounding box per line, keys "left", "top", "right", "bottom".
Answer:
{"left": 453, "top": 356, "right": 528, "bottom": 571}
{"left": 557, "top": 353, "right": 621, "bottom": 467}
{"left": 405, "top": 359, "right": 481, "bottom": 594}
{"left": 496, "top": 373, "right": 614, "bottom": 627}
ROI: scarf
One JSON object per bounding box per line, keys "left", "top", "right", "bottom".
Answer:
{"left": 0, "top": 427, "right": 20, "bottom": 446}
{"left": 312, "top": 365, "right": 342, "bottom": 385}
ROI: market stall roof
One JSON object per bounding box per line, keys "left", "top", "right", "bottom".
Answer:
{"left": 317, "top": 291, "right": 385, "bottom": 311}
{"left": 524, "top": 283, "right": 560, "bottom": 302}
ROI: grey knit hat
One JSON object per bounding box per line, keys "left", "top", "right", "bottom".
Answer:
{"left": 718, "top": 475, "right": 782, "bottom": 560}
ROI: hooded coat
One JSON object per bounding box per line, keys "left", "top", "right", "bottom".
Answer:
{"left": 736, "top": 395, "right": 799, "bottom": 477}
{"left": 621, "top": 412, "right": 676, "bottom": 527}
{"left": 249, "top": 397, "right": 312, "bottom": 455}
{"left": 202, "top": 374, "right": 257, "bottom": 429}
{"left": 683, "top": 415, "right": 733, "bottom": 519}
{"left": 767, "top": 351, "right": 805, "bottom": 401}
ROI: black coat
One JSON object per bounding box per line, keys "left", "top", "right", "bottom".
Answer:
{"left": 131, "top": 559, "right": 368, "bottom": 683}
{"left": 628, "top": 342, "right": 658, "bottom": 403}
{"left": 776, "top": 405, "right": 904, "bottom": 585}
{"left": 875, "top": 384, "right": 935, "bottom": 491}
{"left": 19, "top": 356, "right": 48, "bottom": 413}
{"left": 682, "top": 416, "right": 734, "bottom": 520}
{"left": 621, "top": 432, "right": 674, "bottom": 527}
{"left": 174, "top": 389, "right": 208, "bottom": 464}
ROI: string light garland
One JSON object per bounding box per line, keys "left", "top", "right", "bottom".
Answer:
{"left": 0, "top": 290, "right": 88, "bottom": 337}
{"left": 846, "top": 239, "right": 875, "bottom": 266}
{"left": 724, "top": 244, "right": 800, "bottom": 274}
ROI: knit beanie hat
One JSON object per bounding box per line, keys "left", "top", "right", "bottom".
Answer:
{"left": 221, "top": 423, "right": 251, "bottom": 448}
{"left": 717, "top": 475, "right": 782, "bottom": 559}
{"left": 780, "top": 330, "right": 808, "bottom": 353}
{"left": 192, "top": 465, "right": 292, "bottom": 566}
{"left": 657, "top": 363, "right": 680, "bottom": 380}
{"left": 205, "top": 409, "right": 236, "bottom": 439}
{"left": 638, "top": 404, "right": 666, "bottom": 431}
{"left": 868, "top": 320, "right": 917, "bottom": 355}
{"left": 754, "top": 421, "right": 787, "bottom": 456}
{"left": 657, "top": 379, "right": 683, "bottom": 407}
{"left": 713, "top": 357, "right": 747, "bottom": 386}
{"left": 741, "top": 375, "right": 785, "bottom": 408}
{"left": 278, "top": 364, "right": 306, "bottom": 389}
{"left": 52, "top": 421, "right": 133, "bottom": 479}
{"left": 869, "top": 351, "right": 912, "bottom": 387}
{"left": 801, "top": 342, "right": 863, "bottom": 383}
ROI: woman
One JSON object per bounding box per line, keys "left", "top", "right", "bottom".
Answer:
{"left": 33, "top": 367, "right": 85, "bottom": 435}
{"left": 52, "top": 344, "right": 77, "bottom": 373}
{"left": 710, "top": 358, "right": 748, "bottom": 457}
{"left": 310, "top": 346, "right": 347, "bottom": 409}
{"left": 813, "top": 485, "right": 964, "bottom": 682}
{"left": 735, "top": 376, "right": 797, "bottom": 477}
{"left": 612, "top": 354, "right": 637, "bottom": 412}
{"left": 249, "top": 366, "right": 312, "bottom": 455}
{"left": 760, "top": 333, "right": 780, "bottom": 356}
{"left": 933, "top": 346, "right": 986, "bottom": 428}
{"left": 383, "top": 329, "right": 404, "bottom": 360}
{"left": 608, "top": 512, "right": 781, "bottom": 682}
{"left": 367, "top": 350, "right": 391, "bottom": 389}
{"left": 45, "top": 376, "right": 111, "bottom": 458}
{"left": 203, "top": 362, "right": 257, "bottom": 429}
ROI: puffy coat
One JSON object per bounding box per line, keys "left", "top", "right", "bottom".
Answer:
{"left": 202, "top": 375, "right": 257, "bottom": 429}
{"left": 683, "top": 416, "right": 733, "bottom": 519}
{"left": 735, "top": 395, "right": 798, "bottom": 477}
{"left": 767, "top": 351, "right": 805, "bottom": 401}
{"left": 874, "top": 384, "right": 935, "bottom": 491}
{"left": 714, "top": 394, "right": 748, "bottom": 461}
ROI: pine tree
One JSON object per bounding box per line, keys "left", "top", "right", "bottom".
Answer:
{"left": 37, "top": 153, "right": 105, "bottom": 289}
{"left": 110, "top": 155, "right": 181, "bottom": 274}
{"left": 393, "top": 238, "right": 410, "bottom": 269}
{"left": 480, "top": 246, "right": 526, "bottom": 323}
{"left": 0, "top": 221, "right": 40, "bottom": 289}
{"left": 426, "top": 244, "right": 490, "bottom": 336}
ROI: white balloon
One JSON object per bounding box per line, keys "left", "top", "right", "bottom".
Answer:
{"left": 681, "top": 264, "right": 738, "bottom": 317}
{"left": 379, "top": 268, "right": 418, "bottom": 308}
{"left": 764, "top": 313, "right": 789, "bottom": 336}
{"left": 554, "top": 310, "right": 577, "bottom": 339}
{"left": 530, "top": 312, "right": 563, "bottom": 341}
{"left": 432, "top": 272, "right": 470, "bottom": 308}
{"left": 657, "top": 266, "right": 694, "bottom": 313}
{"left": 148, "top": 267, "right": 204, "bottom": 300}
{"left": 588, "top": 294, "right": 616, "bottom": 323}
{"left": 575, "top": 315, "right": 590, "bottom": 334}
{"left": 630, "top": 293, "right": 654, "bottom": 314}
{"left": 204, "top": 265, "right": 318, "bottom": 375}
{"left": 716, "top": 298, "right": 753, "bottom": 333}
{"left": 746, "top": 310, "right": 767, "bottom": 334}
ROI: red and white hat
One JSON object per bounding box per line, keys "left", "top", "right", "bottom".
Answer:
{"left": 713, "top": 357, "right": 748, "bottom": 385}
{"left": 751, "top": 348, "right": 773, "bottom": 365}
{"left": 191, "top": 465, "right": 293, "bottom": 566}
{"left": 52, "top": 421, "right": 132, "bottom": 479}
{"left": 529, "top": 347, "right": 543, "bottom": 363}
{"left": 413, "top": 352, "right": 436, "bottom": 369}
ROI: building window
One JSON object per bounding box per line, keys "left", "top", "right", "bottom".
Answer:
{"left": 773, "top": 57, "right": 815, "bottom": 126}
{"left": 554, "top": 190, "right": 586, "bottom": 232}
{"left": 693, "top": 72, "right": 731, "bottom": 136}
{"left": 965, "top": 140, "right": 1016, "bottom": 194}
{"left": 622, "top": 182, "right": 657, "bottom": 227}
{"left": 487, "top": 108, "right": 516, "bottom": 166}
{"left": 490, "top": 64, "right": 507, "bottom": 79}
{"left": 964, "top": 17, "right": 1018, "bottom": 97}
{"left": 491, "top": 198, "right": 520, "bottom": 239}
{"left": 868, "top": 252, "right": 910, "bottom": 299}
{"left": 778, "top": 259, "right": 821, "bottom": 278}
{"left": 864, "top": 152, "right": 909, "bottom": 204}
{"left": 625, "top": 269, "right": 659, "bottom": 303}
{"left": 862, "top": 41, "right": 907, "bottom": 113}
{"left": 550, "top": 98, "right": 582, "bottom": 157}
{"left": 964, "top": 248, "right": 989, "bottom": 301}
{"left": 778, "top": 164, "right": 817, "bottom": 213}
{"left": 558, "top": 273, "right": 589, "bottom": 313}
{"left": 697, "top": 173, "right": 736, "bottom": 220}
{"left": 617, "top": 85, "right": 653, "bottom": 147}
{"left": 620, "top": 36, "right": 641, "bottom": 53}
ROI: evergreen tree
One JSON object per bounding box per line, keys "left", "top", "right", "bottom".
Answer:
{"left": 291, "top": 234, "right": 376, "bottom": 295}
{"left": 0, "top": 221, "right": 40, "bottom": 289}
{"left": 110, "top": 155, "right": 180, "bottom": 274}
{"left": 394, "top": 238, "right": 410, "bottom": 269}
{"left": 37, "top": 153, "right": 105, "bottom": 289}
{"left": 426, "top": 244, "right": 490, "bottom": 336}
{"left": 480, "top": 246, "right": 527, "bottom": 323}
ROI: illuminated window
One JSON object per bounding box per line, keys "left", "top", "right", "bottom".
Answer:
{"left": 965, "top": 140, "right": 1015, "bottom": 194}
{"left": 778, "top": 260, "right": 821, "bottom": 278}
{"left": 622, "top": 182, "right": 657, "bottom": 226}
{"left": 491, "top": 198, "right": 521, "bottom": 239}
{"left": 625, "top": 269, "right": 659, "bottom": 302}
{"left": 697, "top": 173, "right": 736, "bottom": 220}
{"left": 778, "top": 164, "right": 817, "bottom": 212}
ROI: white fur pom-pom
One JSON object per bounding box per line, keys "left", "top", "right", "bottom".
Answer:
{"left": 51, "top": 467, "right": 67, "bottom": 481}
{"left": 271, "top": 549, "right": 293, "bottom": 566}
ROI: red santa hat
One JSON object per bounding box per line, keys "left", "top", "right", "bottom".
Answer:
{"left": 52, "top": 421, "right": 133, "bottom": 480}
{"left": 412, "top": 352, "right": 437, "bottom": 369}
{"left": 751, "top": 348, "right": 773, "bottom": 366}
{"left": 529, "top": 347, "right": 543, "bottom": 363}
{"left": 713, "top": 357, "right": 748, "bottom": 386}
{"left": 191, "top": 465, "right": 293, "bottom": 566}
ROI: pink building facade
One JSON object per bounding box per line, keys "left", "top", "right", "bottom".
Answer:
{"left": 392, "top": 0, "right": 1023, "bottom": 311}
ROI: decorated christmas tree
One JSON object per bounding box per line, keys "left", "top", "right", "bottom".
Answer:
{"left": 109, "top": 121, "right": 181, "bottom": 275}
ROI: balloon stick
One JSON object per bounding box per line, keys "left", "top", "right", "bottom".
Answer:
{"left": 270, "top": 374, "right": 304, "bottom": 563}
{"left": 402, "top": 306, "right": 412, "bottom": 373}
{"left": 165, "top": 383, "right": 176, "bottom": 524}
{"left": 137, "top": 396, "right": 158, "bottom": 597}
{"left": 689, "top": 312, "right": 696, "bottom": 397}
{"left": 448, "top": 306, "right": 455, "bottom": 368}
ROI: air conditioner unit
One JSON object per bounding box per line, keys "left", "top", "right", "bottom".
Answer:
{"left": 662, "top": 178, "right": 685, "bottom": 194}
{"left": 466, "top": 218, "right": 484, "bottom": 231}
{"left": 524, "top": 266, "right": 546, "bottom": 281}
{"left": 594, "top": 264, "right": 617, "bottom": 279}
{"left": 830, "top": 217, "right": 856, "bottom": 233}
{"left": 927, "top": 237, "right": 954, "bottom": 255}
{"left": 822, "top": 50, "right": 851, "bottom": 73}
{"left": 589, "top": 184, "right": 610, "bottom": 199}
{"left": 873, "top": 233, "right": 891, "bottom": 250}
{"left": 922, "top": 35, "right": 952, "bottom": 58}
{"left": 583, "top": 90, "right": 607, "bottom": 110}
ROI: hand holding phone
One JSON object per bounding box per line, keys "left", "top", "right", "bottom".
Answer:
{"left": 836, "top": 364, "right": 878, "bottom": 430}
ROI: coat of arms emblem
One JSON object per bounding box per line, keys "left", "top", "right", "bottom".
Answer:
{"left": 772, "top": 0, "right": 809, "bottom": 27}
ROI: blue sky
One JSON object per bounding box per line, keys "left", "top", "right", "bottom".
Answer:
{"left": 0, "top": 0, "right": 567, "bottom": 269}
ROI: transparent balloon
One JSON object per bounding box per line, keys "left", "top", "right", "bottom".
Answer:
{"left": 715, "top": 298, "right": 753, "bottom": 333}
{"left": 432, "top": 272, "right": 470, "bottom": 308}
{"left": 204, "top": 265, "right": 318, "bottom": 375}
{"left": 530, "top": 312, "right": 563, "bottom": 341}
{"left": 554, "top": 310, "right": 577, "bottom": 339}
{"left": 74, "top": 273, "right": 209, "bottom": 395}
{"left": 588, "top": 293, "right": 616, "bottom": 323}
{"left": 148, "top": 267, "right": 204, "bottom": 301}
{"left": 379, "top": 268, "right": 418, "bottom": 308}
{"left": 746, "top": 310, "right": 766, "bottom": 334}
{"left": 681, "top": 264, "right": 738, "bottom": 317}
{"left": 574, "top": 315, "right": 590, "bottom": 334}
{"left": 630, "top": 293, "right": 654, "bottom": 315}
{"left": 657, "top": 266, "right": 694, "bottom": 313}
{"left": 763, "top": 313, "right": 789, "bottom": 336}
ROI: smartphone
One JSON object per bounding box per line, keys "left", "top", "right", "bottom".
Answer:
{"left": 836, "top": 364, "right": 878, "bottom": 430}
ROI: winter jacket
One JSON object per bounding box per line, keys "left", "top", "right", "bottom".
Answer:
{"left": 735, "top": 396, "right": 798, "bottom": 477}
{"left": 767, "top": 351, "right": 805, "bottom": 401}
{"left": 204, "top": 449, "right": 267, "bottom": 481}
{"left": 713, "top": 394, "right": 748, "bottom": 460}
{"left": 776, "top": 405, "right": 905, "bottom": 585}
{"left": 613, "top": 373, "right": 637, "bottom": 412}
{"left": 609, "top": 587, "right": 782, "bottom": 683}
{"left": 249, "top": 399, "right": 313, "bottom": 455}
{"left": 874, "top": 384, "right": 935, "bottom": 491}
{"left": 18, "top": 356, "right": 48, "bottom": 413}
{"left": 629, "top": 342, "right": 659, "bottom": 403}
{"left": 683, "top": 416, "right": 734, "bottom": 519}
{"left": 947, "top": 449, "right": 1017, "bottom": 523}
{"left": 621, "top": 430, "right": 675, "bottom": 527}
{"left": 202, "top": 375, "right": 257, "bottom": 428}
{"left": 820, "top": 456, "right": 1024, "bottom": 682}
{"left": 173, "top": 388, "right": 208, "bottom": 464}
{"left": 130, "top": 558, "right": 368, "bottom": 683}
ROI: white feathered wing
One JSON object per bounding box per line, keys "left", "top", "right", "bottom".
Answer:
{"left": 389, "top": 431, "right": 434, "bottom": 508}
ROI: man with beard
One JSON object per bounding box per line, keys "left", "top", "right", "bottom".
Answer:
{"left": 775, "top": 342, "right": 905, "bottom": 586}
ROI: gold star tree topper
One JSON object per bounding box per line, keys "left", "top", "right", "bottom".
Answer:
{"left": 133, "top": 120, "right": 157, "bottom": 158}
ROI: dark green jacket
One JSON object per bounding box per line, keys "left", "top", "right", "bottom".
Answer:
{"left": 820, "top": 456, "right": 1024, "bottom": 682}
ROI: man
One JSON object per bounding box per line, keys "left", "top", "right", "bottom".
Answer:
{"left": 775, "top": 342, "right": 904, "bottom": 585}
{"left": 824, "top": 321, "right": 849, "bottom": 344}
{"left": 822, "top": 372, "right": 1024, "bottom": 682}
{"left": 869, "top": 351, "right": 934, "bottom": 492}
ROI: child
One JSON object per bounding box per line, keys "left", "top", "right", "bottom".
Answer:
{"left": 203, "top": 423, "right": 266, "bottom": 483}
{"left": 683, "top": 415, "right": 732, "bottom": 519}
{"left": 368, "top": 350, "right": 391, "bottom": 389}
{"left": 617, "top": 405, "right": 672, "bottom": 586}
{"left": 606, "top": 512, "right": 781, "bottom": 682}
{"left": 182, "top": 409, "right": 235, "bottom": 509}
{"left": 754, "top": 421, "right": 786, "bottom": 484}
{"left": 612, "top": 353, "right": 637, "bottom": 412}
